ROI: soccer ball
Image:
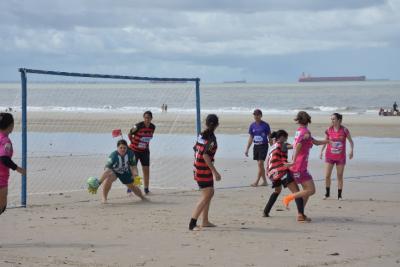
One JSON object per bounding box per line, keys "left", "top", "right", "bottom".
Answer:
{"left": 87, "top": 177, "right": 100, "bottom": 194}
{"left": 87, "top": 177, "right": 100, "bottom": 188}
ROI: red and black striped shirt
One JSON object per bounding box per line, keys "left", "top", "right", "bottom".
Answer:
{"left": 193, "top": 133, "right": 218, "bottom": 182}
{"left": 266, "top": 142, "right": 289, "bottom": 181}
{"left": 128, "top": 122, "right": 156, "bottom": 152}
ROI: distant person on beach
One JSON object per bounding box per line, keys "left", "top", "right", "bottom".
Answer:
{"left": 394, "top": 101, "right": 398, "bottom": 112}
{"left": 282, "top": 111, "right": 329, "bottom": 220}
{"left": 245, "top": 109, "right": 271, "bottom": 186}
{"left": 128, "top": 111, "right": 156, "bottom": 194}
{"left": 189, "top": 114, "right": 221, "bottom": 230}
{"left": 161, "top": 104, "right": 165, "bottom": 112}
{"left": 164, "top": 104, "right": 168, "bottom": 112}
{"left": 263, "top": 130, "right": 309, "bottom": 222}
{"left": 0, "top": 113, "right": 26, "bottom": 215}
{"left": 320, "top": 113, "right": 354, "bottom": 200}
{"left": 100, "top": 139, "right": 146, "bottom": 203}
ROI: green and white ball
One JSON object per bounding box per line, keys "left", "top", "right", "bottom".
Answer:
{"left": 87, "top": 177, "right": 100, "bottom": 189}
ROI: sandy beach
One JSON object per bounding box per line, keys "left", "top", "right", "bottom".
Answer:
{"left": 1, "top": 112, "right": 400, "bottom": 266}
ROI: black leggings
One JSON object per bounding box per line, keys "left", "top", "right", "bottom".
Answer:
{"left": 0, "top": 205, "right": 6, "bottom": 215}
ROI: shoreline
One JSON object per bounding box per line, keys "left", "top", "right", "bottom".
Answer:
{"left": 10, "top": 112, "right": 400, "bottom": 137}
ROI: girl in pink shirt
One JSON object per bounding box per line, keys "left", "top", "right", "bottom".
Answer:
{"left": 320, "top": 113, "right": 354, "bottom": 200}
{"left": 0, "top": 113, "right": 26, "bottom": 215}
{"left": 282, "top": 111, "right": 328, "bottom": 221}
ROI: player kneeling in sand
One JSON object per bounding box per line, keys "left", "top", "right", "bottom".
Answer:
{"left": 98, "top": 139, "right": 147, "bottom": 203}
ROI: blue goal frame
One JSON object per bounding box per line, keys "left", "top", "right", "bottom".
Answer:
{"left": 18, "top": 68, "right": 201, "bottom": 207}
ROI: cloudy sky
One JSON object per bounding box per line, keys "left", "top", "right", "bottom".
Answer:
{"left": 1, "top": 0, "right": 399, "bottom": 82}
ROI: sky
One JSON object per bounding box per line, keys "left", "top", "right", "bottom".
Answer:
{"left": 1, "top": 0, "right": 399, "bottom": 83}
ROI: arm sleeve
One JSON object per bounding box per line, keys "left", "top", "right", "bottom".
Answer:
{"left": 344, "top": 127, "right": 350, "bottom": 137}
{"left": 129, "top": 152, "right": 137, "bottom": 167}
{"left": 129, "top": 124, "right": 139, "bottom": 135}
{"left": 204, "top": 138, "right": 216, "bottom": 156}
{"left": 105, "top": 154, "right": 115, "bottom": 169}
{"left": 0, "top": 156, "right": 17, "bottom": 170}
{"left": 248, "top": 124, "right": 253, "bottom": 136}
{"left": 324, "top": 129, "right": 329, "bottom": 138}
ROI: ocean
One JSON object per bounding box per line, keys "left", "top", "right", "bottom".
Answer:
{"left": 1, "top": 80, "right": 399, "bottom": 115}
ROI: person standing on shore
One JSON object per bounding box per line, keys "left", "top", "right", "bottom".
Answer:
{"left": 282, "top": 111, "right": 329, "bottom": 220}
{"left": 0, "top": 113, "right": 26, "bottom": 215}
{"left": 128, "top": 111, "right": 156, "bottom": 194}
{"left": 245, "top": 109, "right": 271, "bottom": 187}
{"left": 320, "top": 113, "right": 354, "bottom": 200}
{"left": 189, "top": 114, "right": 221, "bottom": 230}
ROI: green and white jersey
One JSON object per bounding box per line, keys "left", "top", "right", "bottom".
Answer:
{"left": 105, "top": 150, "right": 136, "bottom": 175}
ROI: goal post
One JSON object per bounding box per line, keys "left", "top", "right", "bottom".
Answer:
{"left": 18, "top": 68, "right": 202, "bottom": 207}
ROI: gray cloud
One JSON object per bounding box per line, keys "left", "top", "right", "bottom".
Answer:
{"left": 0, "top": 0, "right": 399, "bottom": 82}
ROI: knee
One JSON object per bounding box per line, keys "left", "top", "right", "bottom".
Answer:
{"left": 275, "top": 188, "right": 282, "bottom": 194}
{"left": 308, "top": 188, "right": 316, "bottom": 196}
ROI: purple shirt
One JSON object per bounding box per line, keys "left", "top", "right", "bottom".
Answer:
{"left": 248, "top": 120, "right": 271, "bottom": 145}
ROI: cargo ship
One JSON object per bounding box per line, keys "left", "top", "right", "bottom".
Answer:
{"left": 299, "top": 73, "right": 366, "bottom": 82}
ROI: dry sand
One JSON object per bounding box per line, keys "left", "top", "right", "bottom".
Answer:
{"left": 1, "top": 112, "right": 400, "bottom": 266}
{"left": 1, "top": 161, "right": 400, "bottom": 266}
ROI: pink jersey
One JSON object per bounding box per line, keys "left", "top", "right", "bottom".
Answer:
{"left": 325, "top": 126, "right": 349, "bottom": 161}
{"left": 0, "top": 132, "right": 13, "bottom": 181}
{"left": 290, "top": 126, "right": 313, "bottom": 172}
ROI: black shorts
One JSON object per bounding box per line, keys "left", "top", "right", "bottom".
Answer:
{"left": 271, "top": 173, "right": 294, "bottom": 188}
{"left": 133, "top": 150, "right": 150, "bottom": 166}
{"left": 253, "top": 144, "right": 268, "bottom": 161}
{"left": 197, "top": 180, "right": 214, "bottom": 189}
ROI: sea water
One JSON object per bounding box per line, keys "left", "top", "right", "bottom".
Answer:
{"left": 1, "top": 80, "right": 399, "bottom": 115}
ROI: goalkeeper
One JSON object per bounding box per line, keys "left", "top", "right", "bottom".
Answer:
{"left": 95, "top": 139, "right": 147, "bottom": 203}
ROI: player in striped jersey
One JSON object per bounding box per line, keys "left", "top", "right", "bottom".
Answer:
{"left": 128, "top": 111, "right": 155, "bottom": 194}
{"left": 189, "top": 114, "right": 221, "bottom": 230}
{"left": 263, "top": 130, "right": 309, "bottom": 222}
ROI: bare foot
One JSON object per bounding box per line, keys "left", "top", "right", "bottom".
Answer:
{"left": 260, "top": 182, "right": 268, "bottom": 186}
{"left": 101, "top": 199, "right": 108, "bottom": 204}
{"left": 201, "top": 222, "right": 217, "bottom": 228}
{"left": 251, "top": 182, "right": 258, "bottom": 187}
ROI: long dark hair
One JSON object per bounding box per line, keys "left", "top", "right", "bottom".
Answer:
{"left": 0, "top": 113, "right": 14, "bottom": 130}
{"left": 201, "top": 114, "right": 219, "bottom": 139}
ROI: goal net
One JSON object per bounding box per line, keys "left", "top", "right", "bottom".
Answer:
{"left": 6, "top": 69, "right": 201, "bottom": 207}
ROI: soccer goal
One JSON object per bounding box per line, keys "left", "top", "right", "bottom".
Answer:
{"left": 8, "top": 68, "right": 201, "bottom": 207}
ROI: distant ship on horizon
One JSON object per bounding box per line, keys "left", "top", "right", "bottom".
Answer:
{"left": 223, "top": 80, "right": 247, "bottom": 83}
{"left": 299, "top": 73, "right": 366, "bottom": 82}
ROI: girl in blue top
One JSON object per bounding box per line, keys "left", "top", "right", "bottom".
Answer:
{"left": 245, "top": 109, "right": 272, "bottom": 186}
